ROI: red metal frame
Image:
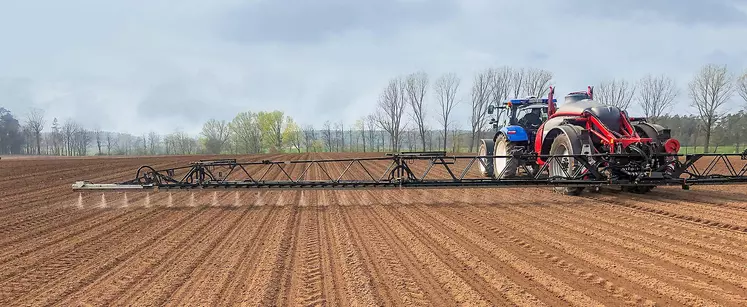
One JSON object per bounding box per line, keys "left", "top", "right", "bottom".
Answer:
{"left": 534, "top": 86, "right": 654, "bottom": 164}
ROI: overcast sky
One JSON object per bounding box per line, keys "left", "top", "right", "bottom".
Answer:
{"left": 1, "top": 0, "right": 746, "bottom": 135}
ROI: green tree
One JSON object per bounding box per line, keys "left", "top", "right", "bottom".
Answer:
{"left": 282, "top": 116, "right": 302, "bottom": 153}
{"left": 229, "top": 111, "right": 262, "bottom": 154}
{"left": 257, "top": 111, "right": 284, "bottom": 152}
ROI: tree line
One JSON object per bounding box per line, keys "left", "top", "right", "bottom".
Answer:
{"left": 2, "top": 63, "right": 746, "bottom": 156}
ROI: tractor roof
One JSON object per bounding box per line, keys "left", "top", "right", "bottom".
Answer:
{"left": 506, "top": 97, "right": 557, "bottom": 107}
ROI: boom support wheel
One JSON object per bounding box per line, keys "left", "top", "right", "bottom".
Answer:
{"left": 478, "top": 139, "right": 495, "bottom": 177}
{"left": 548, "top": 133, "right": 585, "bottom": 196}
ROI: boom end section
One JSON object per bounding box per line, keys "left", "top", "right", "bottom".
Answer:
{"left": 72, "top": 181, "right": 150, "bottom": 192}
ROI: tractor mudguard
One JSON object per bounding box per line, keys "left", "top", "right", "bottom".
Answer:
{"left": 633, "top": 122, "right": 671, "bottom": 145}
{"left": 498, "top": 126, "right": 529, "bottom": 142}
{"left": 539, "top": 125, "right": 592, "bottom": 162}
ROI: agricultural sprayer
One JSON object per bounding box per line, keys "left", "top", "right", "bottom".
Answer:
{"left": 73, "top": 87, "right": 747, "bottom": 195}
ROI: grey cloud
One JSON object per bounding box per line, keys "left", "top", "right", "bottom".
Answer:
{"left": 219, "top": 0, "right": 460, "bottom": 43}
{"left": 565, "top": 0, "right": 747, "bottom": 26}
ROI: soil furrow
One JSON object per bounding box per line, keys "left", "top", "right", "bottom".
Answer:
{"left": 13, "top": 208, "right": 202, "bottom": 306}
{"left": 54, "top": 208, "right": 222, "bottom": 306}
{"left": 367, "top": 204, "right": 494, "bottom": 306}
{"left": 219, "top": 206, "right": 294, "bottom": 306}
{"left": 506, "top": 204, "right": 747, "bottom": 303}
{"left": 472, "top": 204, "right": 725, "bottom": 306}
{"left": 399, "top": 204, "right": 597, "bottom": 306}
{"left": 116, "top": 207, "right": 248, "bottom": 306}
{"left": 437, "top": 203, "right": 665, "bottom": 306}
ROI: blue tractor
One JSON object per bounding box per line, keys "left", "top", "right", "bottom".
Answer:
{"left": 478, "top": 96, "right": 557, "bottom": 178}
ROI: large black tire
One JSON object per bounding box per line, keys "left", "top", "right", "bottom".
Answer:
{"left": 478, "top": 139, "right": 495, "bottom": 177}
{"left": 548, "top": 134, "right": 585, "bottom": 196}
{"left": 493, "top": 134, "right": 518, "bottom": 178}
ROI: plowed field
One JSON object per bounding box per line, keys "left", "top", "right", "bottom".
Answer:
{"left": 2, "top": 153, "right": 747, "bottom": 306}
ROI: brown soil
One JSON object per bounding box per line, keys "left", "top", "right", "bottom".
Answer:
{"left": 1, "top": 153, "right": 746, "bottom": 306}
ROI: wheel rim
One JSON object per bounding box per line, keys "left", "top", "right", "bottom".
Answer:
{"left": 493, "top": 140, "right": 508, "bottom": 175}
{"left": 550, "top": 144, "right": 572, "bottom": 178}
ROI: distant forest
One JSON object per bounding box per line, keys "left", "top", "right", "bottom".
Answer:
{"left": 2, "top": 63, "right": 746, "bottom": 156}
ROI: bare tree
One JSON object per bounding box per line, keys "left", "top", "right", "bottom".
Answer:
{"left": 489, "top": 66, "right": 512, "bottom": 126}
{"left": 26, "top": 108, "right": 45, "bottom": 155}
{"left": 322, "top": 120, "right": 333, "bottom": 151}
{"left": 522, "top": 68, "right": 553, "bottom": 98}
{"left": 50, "top": 118, "right": 61, "bottom": 155}
{"left": 510, "top": 68, "right": 526, "bottom": 98}
{"left": 434, "top": 72, "right": 460, "bottom": 151}
{"left": 302, "top": 125, "right": 315, "bottom": 152}
{"left": 106, "top": 132, "right": 116, "bottom": 155}
{"left": 595, "top": 78, "right": 637, "bottom": 110}
{"left": 469, "top": 69, "right": 494, "bottom": 152}
{"left": 147, "top": 131, "right": 160, "bottom": 155}
{"left": 738, "top": 69, "right": 747, "bottom": 108}
{"left": 637, "top": 74, "right": 678, "bottom": 123}
{"left": 201, "top": 119, "right": 230, "bottom": 154}
{"left": 689, "top": 63, "right": 734, "bottom": 153}
{"left": 357, "top": 118, "right": 367, "bottom": 152}
{"left": 94, "top": 127, "right": 103, "bottom": 155}
{"left": 62, "top": 119, "right": 77, "bottom": 156}
{"left": 366, "top": 114, "right": 377, "bottom": 152}
{"left": 372, "top": 77, "right": 408, "bottom": 151}
{"left": 405, "top": 71, "right": 428, "bottom": 150}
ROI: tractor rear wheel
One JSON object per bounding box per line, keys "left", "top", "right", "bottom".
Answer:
{"left": 548, "top": 134, "right": 585, "bottom": 196}
{"left": 493, "top": 134, "right": 518, "bottom": 178}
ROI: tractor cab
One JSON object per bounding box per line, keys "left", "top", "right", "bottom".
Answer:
{"left": 488, "top": 96, "right": 557, "bottom": 136}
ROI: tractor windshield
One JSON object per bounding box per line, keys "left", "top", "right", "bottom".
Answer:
{"left": 515, "top": 106, "right": 548, "bottom": 128}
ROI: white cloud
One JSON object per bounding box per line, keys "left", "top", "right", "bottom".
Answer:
{"left": 0, "top": 0, "right": 745, "bottom": 135}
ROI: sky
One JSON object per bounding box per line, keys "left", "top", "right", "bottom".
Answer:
{"left": 1, "top": 0, "right": 746, "bottom": 135}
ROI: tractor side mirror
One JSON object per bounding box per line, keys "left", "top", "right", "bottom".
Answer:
{"left": 487, "top": 105, "right": 495, "bottom": 114}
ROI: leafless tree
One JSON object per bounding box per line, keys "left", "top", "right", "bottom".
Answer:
{"left": 148, "top": 131, "right": 160, "bottom": 155}
{"left": 62, "top": 119, "right": 78, "bottom": 156}
{"left": 25, "top": 108, "right": 45, "bottom": 155}
{"left": 302, "top": 125, "right": 315, "bottom": 152}
{"left": 372, "top": 77, "right": 408, "bottom": 151}
{"left": 489, "top": 66, "right": 512, "bottom": 126}
{"left": 405, "top": 71, "right": 429, "bottom": 150}
{"left": 469, "top": 69, "right": 494, "bottom": 152}
{"left": 366, "top": 114, "right": 377, "bottom": 152}
{"left": 50, "top": 118, "right": 61, "bottom": 155}
{"left": 595, "top": 78, "right": 637, "bottom": 110}
{"left": 522, "top": 68, "right": 553, "bottom": 98}
{"left": 510, "top": 68, "right": 525, "bottom": 98}
{"left": 434, "top": 72, "right": 460, "bottom": 151}
{"left": 637, "top": 74, "right": 678, "bottom": 123}
{"left": 106, "top": 132, "right": 116, "bottom": 155}
{"left": 689, "top": 64, "right": 734, "bottom": 153}
{"left": 94, "top": 127, "right": 103, "bottom": 155}
{"left": 322, "top": 120, "right": 333, "bottom": 151}
{"left": 738, "top": 69, "right": 747, "bottom": 108}
{"left": 201, "top": 119, "right": 230, "bottom": 154}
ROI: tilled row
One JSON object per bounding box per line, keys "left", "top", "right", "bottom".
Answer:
{"left": 2, "top": 154, "right": 747, "bottom": 306}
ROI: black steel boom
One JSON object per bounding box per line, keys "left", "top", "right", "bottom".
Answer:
{"left": 72, "top": 151, "right": 747, "bottom": 192}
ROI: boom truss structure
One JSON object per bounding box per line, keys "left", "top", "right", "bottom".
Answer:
{"left": 73, "top": 151, "right": 747, "bottom": 192}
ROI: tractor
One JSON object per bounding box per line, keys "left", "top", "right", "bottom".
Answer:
{"left": 478, "top": 86, "right": 681, "bottom": 195}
